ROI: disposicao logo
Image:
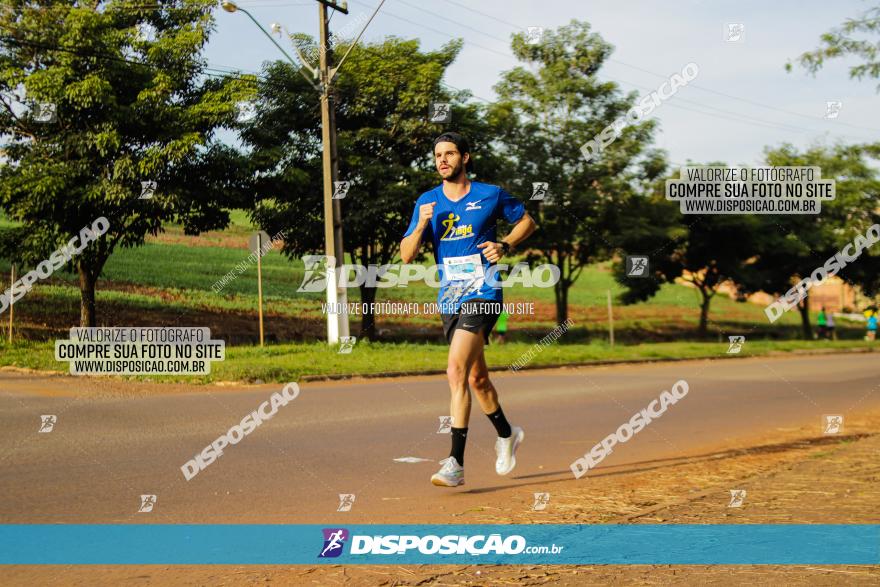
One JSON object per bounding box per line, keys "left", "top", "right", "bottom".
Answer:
{"left": 318, "top": 530, "right": 543, "bottom": 557}
{"left": 319, "top": 528, "right": 349, "bottom": 558}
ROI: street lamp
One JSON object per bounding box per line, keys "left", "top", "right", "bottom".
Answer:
{"left": 269, "top": 22, "right": 319, "bottom": 80}
{"left": 220, "top": 1, "right": 316, "bottom": 89}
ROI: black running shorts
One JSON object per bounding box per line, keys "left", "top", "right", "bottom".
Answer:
{"left": 441, "top": 299, "right": 501, "bottom": 345}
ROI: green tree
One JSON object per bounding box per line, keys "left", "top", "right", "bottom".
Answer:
{"left": 242, "top": 37, "right": 491, "bottom": 339}
{"left": 488, "top": 20, "right": 663, "bottom": 324}
{"left": 785, "top": 3, "right": 880, "bottom": 332}
{"left": 788, "top": 3, "right": 880, "bottom": 88}
{"left": 612, "top": 169, "right": 761, "bottom": 338}
{"left": 735, "top": 143, "right": 880, "bottom": 339}
{"left": 0, "top": 0, "right": 253, "bottom": 326}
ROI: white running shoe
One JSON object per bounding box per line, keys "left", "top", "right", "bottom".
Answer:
{"left": 431, "top": 456, "right": 465, "bottom": 487}
{"left": 495, "top": 426, "right": 524, "bottom": 475}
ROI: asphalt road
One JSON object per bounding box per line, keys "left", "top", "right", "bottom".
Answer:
{"left": 1, "top": 352, "right": 877, "bottom": 525}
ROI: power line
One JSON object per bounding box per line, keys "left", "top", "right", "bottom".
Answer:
{"left": 352, "top": 1, "right": 853, "bottom": 139}
{"left": 446, "top": 76, "right": 809, "bottom": 136}
{"left": 607, "top": 58, "right": 880, "bottom": 135}
{"left": 395, "top": 0, "right": 511, "bottom": 47}
{"left": 599, "top": 74, "right": 822, "bottom": 135}
{"left": 440, "top": 0, "right": 880, "bottom": 135}
{"left": 211, "top": 4, "right": 875, "bottom": 144}
{"left": 443, "top": 0, "right": 520, "bottom": 30}
{"left": 347, "top": 0, "right": 512, "bottom": 59}
{"left": 438, "top": 80, "right": 494, "bottom": 105}
{"left": 375, "top": 0, "right": 876, "bottom": 140}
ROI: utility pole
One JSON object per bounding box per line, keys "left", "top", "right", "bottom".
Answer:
{"left": 7, "top": 264, "right": 14, "bottom": 343}
{"left": 223, "top": 0, "right": 386, "bottom": 344}
{"left": 256, "top": 233, "right": 265, "bottom": 347}
{"left": 318, "top": 0, "right": 349, "bottom": 344}
{"left": 606, "top": 289, "right": 614, "bottom": 348}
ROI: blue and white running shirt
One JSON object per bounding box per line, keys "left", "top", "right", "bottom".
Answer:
{"left": 403, "top": 181, "right": 525, "bottom": 313}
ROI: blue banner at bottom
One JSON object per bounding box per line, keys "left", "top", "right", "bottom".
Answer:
{"left": 0, "top": 524, "right": 877, "bottom": 565}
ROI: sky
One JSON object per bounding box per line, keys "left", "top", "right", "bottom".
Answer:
{"left": 206, "top": 0, "right": 879, "bottom": 167}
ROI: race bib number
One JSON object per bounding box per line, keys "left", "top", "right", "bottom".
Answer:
{"left": 443, "top": 254, "right": 485, "bottom": 282}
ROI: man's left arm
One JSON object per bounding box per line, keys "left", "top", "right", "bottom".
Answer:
{"left": 478, "top": 212, "right": 537, "bottom": 263}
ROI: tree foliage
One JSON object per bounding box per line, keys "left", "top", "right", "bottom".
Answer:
{"left": 0, "top": 0, "right": 253, "bottom": 325}
{"left": 735, "top": 143, "right": 880, "bottom": 338}
{"left": 788, "top": 4, "right": 880, "bottom": 90}
{"left": 488, "top": 20, "right": 663, "bottom": 325}
{"left": 242, "top": 36, "right": 485, "bottom": 339}
{"left": 612, "top": 169, "right": 761, "bottom": 338}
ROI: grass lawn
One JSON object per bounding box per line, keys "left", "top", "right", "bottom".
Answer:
{"left": 0, "top": 338, "right": 874, "bottom": 384}
{"left": 0, "top": 253, "right": 832, "bottom": 344}
{"left": 0, "top": 236, "right": 815, "bottom": 324}
{"left": 1, "top": 210, "right": 873, "bottom": 385}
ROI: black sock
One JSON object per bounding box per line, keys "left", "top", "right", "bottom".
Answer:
{"left": 487, "top": 407, "right": 512, "bottom": 438}
{"left": 450, "top": 427, "right": 468, "bottom": 466}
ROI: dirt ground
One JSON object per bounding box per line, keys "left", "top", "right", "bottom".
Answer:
{"left": 5, "top": 408, "right": 878, "bottom": 586}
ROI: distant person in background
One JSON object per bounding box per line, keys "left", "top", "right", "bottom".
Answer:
{"left": 817, "top": 307, "right": 828, "bottom": 339}
{"left": 826, "top": 310, "right": 835, "bottom": 340}
{"left": 494, "top": 310, "right": 509, "bottom": 344}
{"left": 867, "top": 310, "right": 878, "bottom": 342}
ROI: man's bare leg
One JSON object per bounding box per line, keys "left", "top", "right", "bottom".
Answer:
{"left": 430, "top": 328, "right": 484, "bottom": 486}
{"left": 469, "top": 341, "right": 522, "bottom": 475}
{"left": 446, "top": 328, "right": 485, "bottom": 429}
{"left": 432, "top": 326, "right": 521, "bottom": 485}
{"left": 468, "top": 352, "right": 499, "bottom": 415}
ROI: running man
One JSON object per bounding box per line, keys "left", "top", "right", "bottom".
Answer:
{"left": 400, "top": 132, "right": 537, "bottom": 487}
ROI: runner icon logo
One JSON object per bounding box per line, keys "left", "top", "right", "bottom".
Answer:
{"left": 135, "top": 22, "right": 156, "bottom": 42}
{"left": 333, "top": 181, "right": 351, "bottom": 200}
{"left": 437, "top": 416, "right": 454, "bottom": 434}
{"left": 298, "top": 255, "right": 333, "bottom": 292}
{"left": 532, "top": 492, "right": 550, "bottom": 511}
{"left": 338, "top": 336, "right": 356, "bottom": 354}
{"left": 438, "top": 283, "right": 465, "bottom": 310}
{"left": 236, "top": 101, "right": 257, "bottom": 123}
{"left": 726, "top": 23, "right": 744, "bottom": 42}
{"left": 728, "top": 489, "right": 746, "bottom": 508}
{"left": 824, "top": 101, "right": 842, "bottom": 120}
{"left": 337, "top": 494, "right": 356, "bottom": 512}
{"left": 138, "top": 494, "right": 157, "bottom": 513}
{"left": 525, "top": 26, "right": 544, "bottom": 45}
{"left": 33, "top": 102, "right": 56, "bottom": 123}
{"left": 319, "top": 528, "right": 349, "bottom": 558}
{"left": 823, "top": 415, "right": 843, "bottom": 435}
{"left": 626, "top": 256, "right": 649, "bottom": 277}
{"left": 530, "top": 182, "right": 548, "bottom": 201}
{"left": 140, "top": 180, "right": 157, "bottom": 200}
{"left": 39, "top": 415, "right": 57, "bottom": 433}
{"left": 429, "top": 102, "right": 451, "bottom": 123}
{"left": 727, "top": 336, "right": 745, "bottom": 354}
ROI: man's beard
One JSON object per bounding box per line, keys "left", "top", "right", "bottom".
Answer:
{"left": 441, "top": 161, "right": 464, "bottom": 181}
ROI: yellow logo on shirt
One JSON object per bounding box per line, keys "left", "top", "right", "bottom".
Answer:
{"left": 440, "top": 213, "right": 474, "bottom": 241}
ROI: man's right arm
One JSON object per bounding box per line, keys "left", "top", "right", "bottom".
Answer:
{"left": 400, "top": 201, "right": 435, "bottom": 263}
